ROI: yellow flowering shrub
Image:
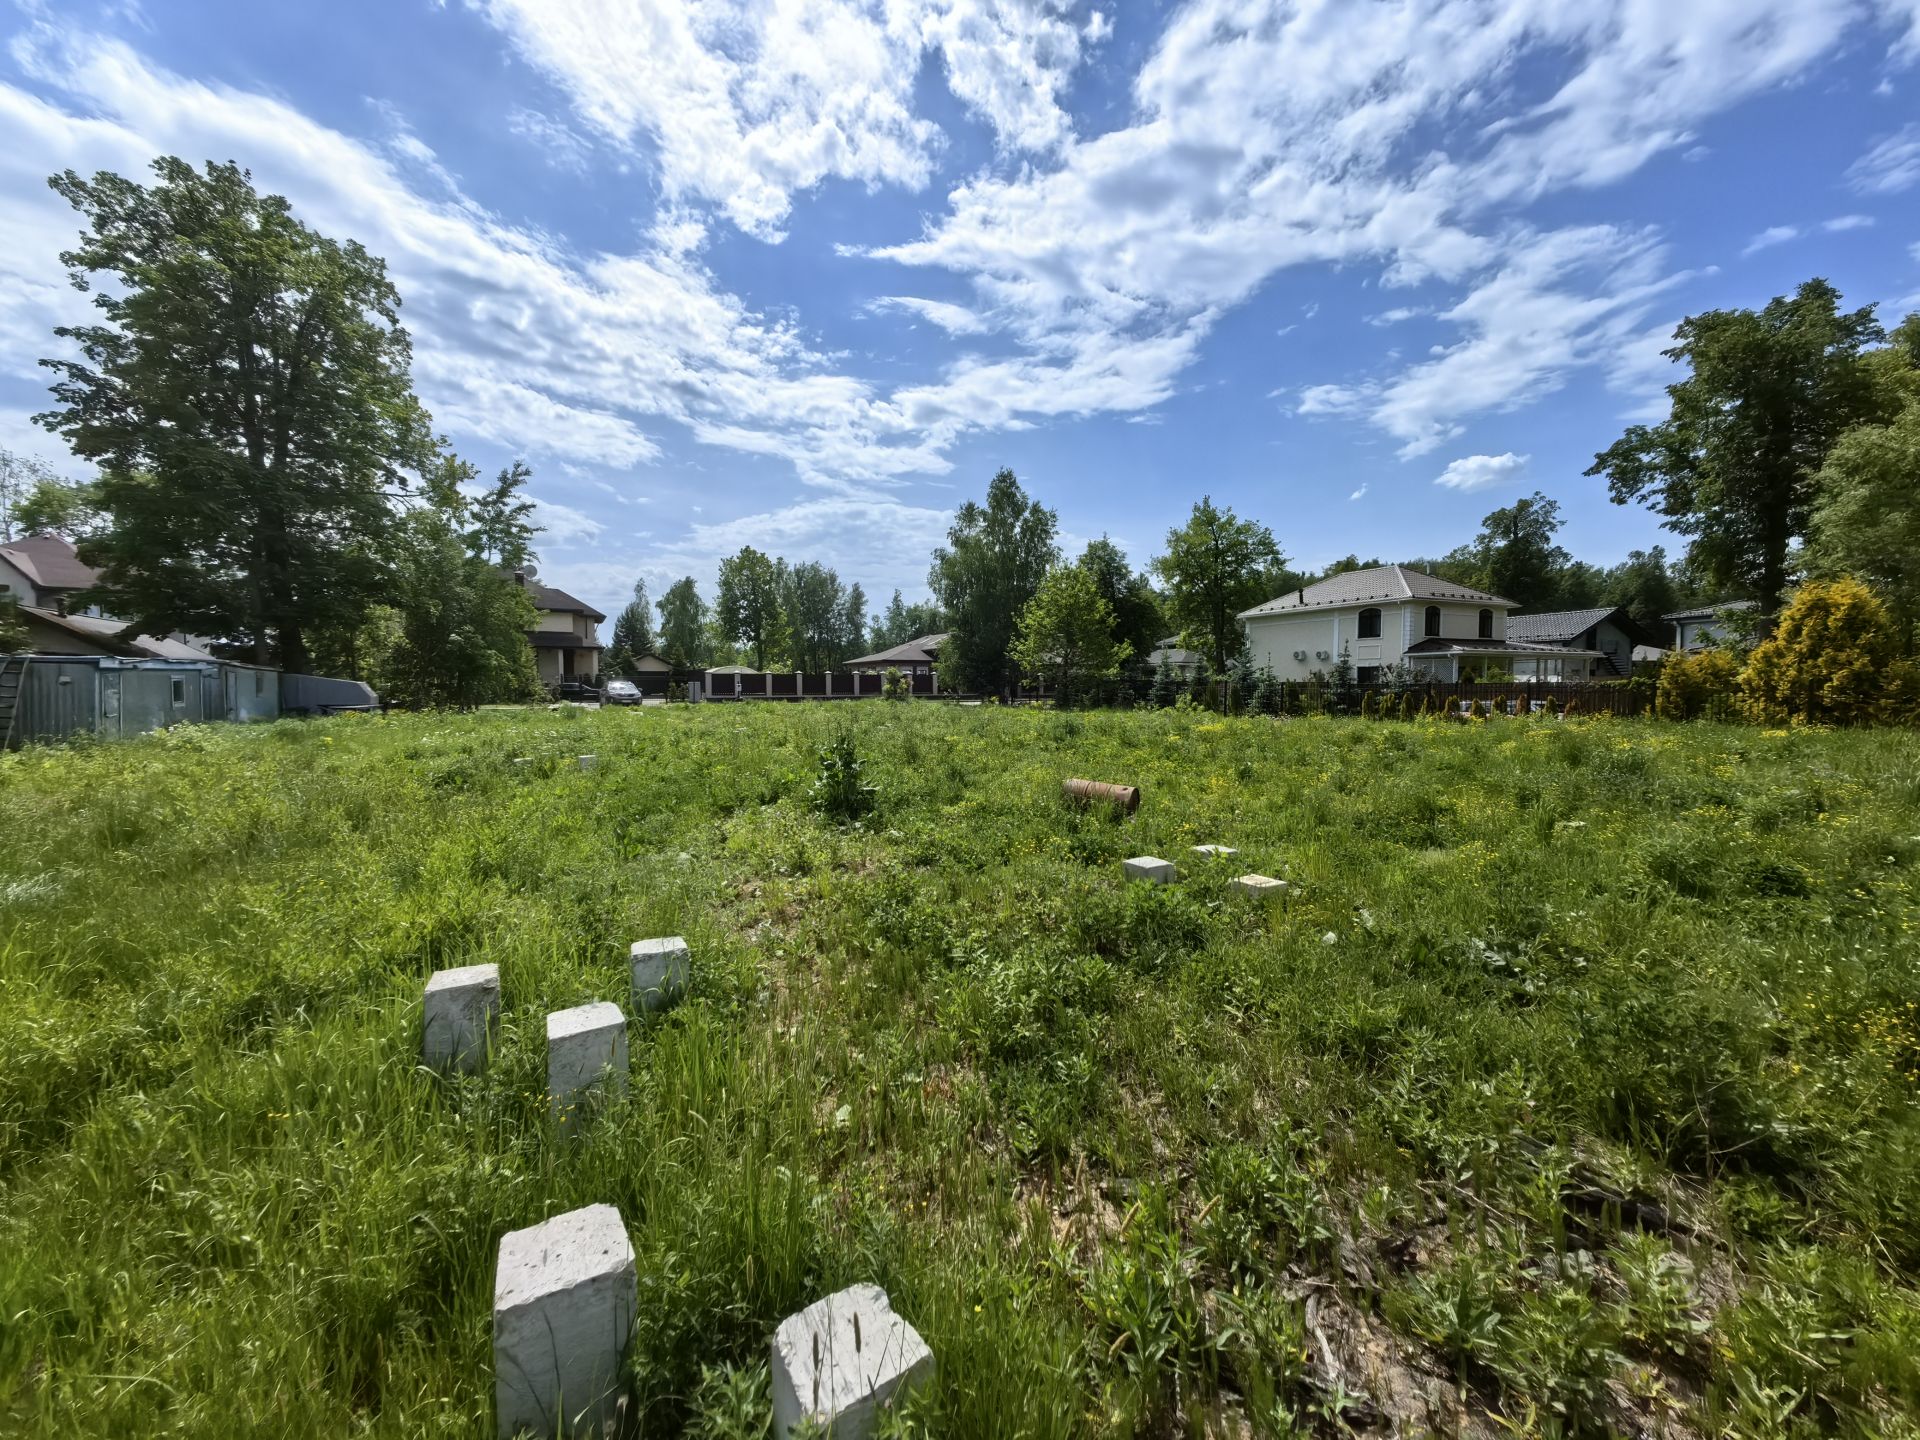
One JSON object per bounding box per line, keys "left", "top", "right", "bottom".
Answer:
{"left": 1737, "top": 577, "right": 1919, "bottom": 726}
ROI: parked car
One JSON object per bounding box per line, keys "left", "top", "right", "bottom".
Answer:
{"left": 603, "top": 679, "right": 641, "bottom": 706}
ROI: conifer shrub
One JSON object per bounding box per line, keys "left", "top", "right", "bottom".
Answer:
{"left": 1738, "top": 577, "right": 1920, "bottom": 726}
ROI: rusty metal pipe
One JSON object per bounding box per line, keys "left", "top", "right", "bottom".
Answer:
{"left": 1063, "top": 778, "right": 1141, "bottom": 814}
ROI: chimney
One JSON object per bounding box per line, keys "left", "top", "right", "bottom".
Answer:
{"left": 513, "top": 570, "right": 526, "bottom": 586}
{"left": 1296, "top": 588, "right": 1304, "bottom": 605}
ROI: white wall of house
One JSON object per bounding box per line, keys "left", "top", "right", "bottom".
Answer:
{"left": 1246, "top": 601, "right": 1508, "bottom": 680}
{"left": 0, "top": 553, "right": 38, "bottom": 606}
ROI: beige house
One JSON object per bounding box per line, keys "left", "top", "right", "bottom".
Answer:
{"left": 511, "top": 571, "right": 605, "bottom": 684}
{"left": 1240, "top": 565, "right": 1606, "bottom": 683}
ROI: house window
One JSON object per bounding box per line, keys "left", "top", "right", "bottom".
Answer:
{"left": 1424, "top": 605, "right": 1441, "bottom": 637}
{"left": 1478, "top": 608, "right": 1494, "bottom": 639}
{"left": 1357, "top": 607, "right": 1381, "bottom": 639}
{"left": 254, "top": 670, "right": 265, "bottom": 696}
{"left": 1357, "top": 665, "right": 1381, "bottom": 685}
{"left": 170, "top": 677, "right": 185, "bottom": 706}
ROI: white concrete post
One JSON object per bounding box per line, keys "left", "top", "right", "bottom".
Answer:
{"left": 1190, "top": 845, "right": 1239, "bottom": 859}
{"left": 825, "top": 670, "right": 833, "bottom": 697}
{"left": 930, "top": 668, "right": 938, "bottom": 696}
{"left": 423, "top": 963, "right": 499, "bottom": 1073}
{"left": 1234, "top": 874, "right": 1289, "bottom": 901}
{"left": 494, "top": 1204, "right": 637, "bottom": 1439}
{"left": 771, "top": 1284, "right": 934, "bottom": 1440}
{"left": 629, "top": 936, "right": 690, "bottom": 1014}
{"left": 546, "top": 1002, "right": 628, "bottom": 1120}
{"left": 1123, "top": 856, "right": 1177, "bottom": 884}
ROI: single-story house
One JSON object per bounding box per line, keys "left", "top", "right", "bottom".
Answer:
{"left": 1504, "top": 607, "right": 1666, "bottom": 678}
{"left": 1665, "top": 600, "right": 1756, "bottom": 653}
{"left": 0, "top": 533, "right": 104, "bottom": 615}
{"left": 1240, "top": 565, "right": 1607, "bottom": 683}
{"left": 1144, "top": 637, "right": 1205, "bottom": 677}
{"left": 510, "top": 570, "right": 605, "bottom": 684}
{"left": 846, "top": 632, "right": 947, "bottom": 675}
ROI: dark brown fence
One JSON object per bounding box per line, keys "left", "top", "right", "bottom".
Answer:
{"left": 1269, "top": 679, "right": 1647, "bottom": 718}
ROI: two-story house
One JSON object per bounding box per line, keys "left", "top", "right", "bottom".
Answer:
{"left": 1239, "top": 565, "right": 1606, "bottom": 682}
{"left": 510, "top": 570, "right": 605, "bottom": 685}
{"left": 0, "top": 533, "right": 103, "bottom": 615}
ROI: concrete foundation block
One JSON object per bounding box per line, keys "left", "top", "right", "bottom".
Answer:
{"left": 577, "top": 754, "right": 597, "bottom": 770}
{"left": 1190, "top": 844, "right": 1239, "bottom": 859}
{"left": 629, "top": 936, "right": 690, "bottom": 1014}
{"left": 1235, "top": 874, "right": 1289, "bottom": 901}
{"left": 547, "top": 1002, "right": 628, "bottom": 1120}
{"left": 494, "top": 1203, "right": 637, "bottom": 1439}
{"left": 1123, "top": 855, "right": 1176, "bottom": 884}
{"left": 771, "top": 1284, "right": 934, "bottom": 1440}
{"left": 423, "top": 963, "right": 500, "bottom": 1073}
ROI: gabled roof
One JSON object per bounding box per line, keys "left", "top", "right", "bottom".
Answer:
{"left": 1508, "top": 605, "right": 1665, "bottom": 651}
{"left": 21, "top": 605, "right": 217, "bottom": 661}
{"left": 1240, "top": 565, "right": 1512, "bottom": 619}
{"left": 526, "top": 582, "right": 606, "bottom": 622}
{"left": 0, "top": 533, "right": 98, "bottom": 592}
{"left": 846, "top": 632, "right": 947, "bottom": 667}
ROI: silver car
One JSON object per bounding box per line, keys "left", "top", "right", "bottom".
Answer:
{"left": 603, "top": 679, "right": 642, "bottom": 706}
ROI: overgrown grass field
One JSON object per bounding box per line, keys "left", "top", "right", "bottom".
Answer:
{"left": 3, "top": 704, "right": 1919, "bottom": 1438}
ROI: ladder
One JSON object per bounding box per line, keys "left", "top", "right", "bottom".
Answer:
{"left": 0, "top": 655, "right": 25, "bottom": 751}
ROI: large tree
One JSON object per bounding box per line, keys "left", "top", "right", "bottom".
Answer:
{"left": 930, "top": 468, "right": 1058, "bottom": 695}
{"left": 1445, "top": 491, "right": 1571, "bottom": 612}
{"left": 607, "top": 577, "right": 655, "bottom": 674}
{"left": 1077, "top": 537, "right": 1164, "bottom": 662}
{"left": 36, "top": 159, "right": 433, "bottom": 671}
{"left": 1599, "top": 546, "right": 1685, "bottom": 633}
{"left": 781, "top": 560, "right": 848, "bottom": 672}
{"left": 1809, "top": 405, "right": 1920, "bottom": 654}
{"left": 1012, "top": 563, "right": 1130, "bottom": 707}
{"left": 655, "top": 576, "right": 708, "bottom": 667}
{"left": 1152, "top": 496, "right": 1282, "bottom": 672}
{"left": 1587, "top": 278, "right": 1889, "bottom": 616}
{"left": 469, "top": 460, "right": 541, "bottom": 569}
{"left": 716, "top": 545, "right": 787, "bottom": 669}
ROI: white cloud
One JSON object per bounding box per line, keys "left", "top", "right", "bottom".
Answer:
{"left": 1822, "top": 213, "right": 1875, "bottom": 231}
{"left": 1348, "top": 483, "right": 1368, "bottom": 500}
{"left": 1742, "top": 225, "right": 1800, "bottom": 256}
{"left": 506, "top": 106, "right": 595, "bottom": 174}
{"left": 529, "top": 495, "right": 605, "bottom": 545}
{"left": 867, "top": 296, "right": 992, "bottom": 334}
{"left": 1434, "top": 451, "right": 1529, "bottom": 492}
{"left": 1848, "top": 125, "right": 1920, "bottom": 194}
{"left": 1367, "top": 307, "right": 1426, "bottom": 326}
{"left": 466, "top": 0, "right": 1093, "bottom": 239}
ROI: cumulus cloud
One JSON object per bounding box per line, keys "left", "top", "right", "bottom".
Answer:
{"left": 867, "top": 296, "right": 993, "bottom": 334}
{"left": 1822, "top": 213, "right": 1875, "bottom": 231}
{"left": 1434, "top": 452, "right": 1529, "bottom": 492}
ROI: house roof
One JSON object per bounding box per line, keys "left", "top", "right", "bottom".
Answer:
{"left": 1147, "top": 646, "right": 1204, "bottom": 668}
{"left": 1505, "top": 606, "right": 1664, "bottom": 650}
{"left": 21, "top": 605, "right": 218, "bottom": 661}
{"left": 0, "top": 533, "right": 98, "bottom": 592}
{"left": 504, "top": 570, "right": 606, "bottom": 622}
{"left": 706, "top": 664, "right": 760, "bottom": 674}
{"left": 1403, "top": 637, "right": 1599, "bottom": 657}
{"left": 1663, "top": 599, "right": 1756, "bottom": 622}
{"left": 1240, "top": 565, "right": 1512, "bottom": 619}
{"left": 846, "top": 632, "right": 947, "bottom": 667}
{"left": 526, "top": 632, "right": 603, "bottom": 651}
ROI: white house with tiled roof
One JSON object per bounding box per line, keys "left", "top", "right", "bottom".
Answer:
{"left": 1239, "top": 565, "right": 1607, "bottom": 683}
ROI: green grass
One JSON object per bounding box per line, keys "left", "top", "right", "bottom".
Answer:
{"left": 2, "top": 703, "right": 1919, "bottom": 1438}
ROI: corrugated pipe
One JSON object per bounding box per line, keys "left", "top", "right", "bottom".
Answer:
{"left": 1062, "top": 778, "right": 1141, "bottom": 814}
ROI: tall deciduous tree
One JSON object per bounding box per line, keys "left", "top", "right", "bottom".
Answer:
{"left": 930, "top": 468, "right": 1058, "bottom": 695}
{"left": 1587, "top": 279, "right": 1889, "bottom": 616}
{"left": 36, "top": 159, "right": 433, "bottom": 671}
{"left": 1012, "top": 564, "right": 1131, "bottom": 707}
{"left": 780, "top": 560, "right": 848, "bottom": 672}
{"left": 1809, "top": 401, "right": 1920, "bottom": 653}
{"left": 1077, "top": 537, "right": 1163, "bottom": 662}
{"left": 470, "top": 460, "right": 541, "bottom": 568}
{"left": 716, "top": 545, "right": 786, "bottom": 669}
{"left": 656, "top": 576, "right": 708, "bottom": 667}
{"left": 1153, "top": 496, "right": 1282, "bottom": 673}
{"left": 1447, "top": 491, "right": 1572, "bottom": 612}
{"left": 840, "top": 582, "right": 867, "bottom": 666}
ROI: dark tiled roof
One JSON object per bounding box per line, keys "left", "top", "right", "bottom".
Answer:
{"left": 847, "top": 632, "right": 947, "bottom": 667}
{"left": 1241, "top": 565, "right": 1511, "bottom": 618}
{"left": 1504, "top": 607, "right": 1616, "bottom": 643}
{"left": 526, "top": 583, "right": 606, "bottom": 622}
{"left": 0, "top": 534, "right": 98, "bottom": 591}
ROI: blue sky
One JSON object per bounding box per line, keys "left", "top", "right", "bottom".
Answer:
{"left": 2, "top": 0, "right": 1918, "bottom": 620}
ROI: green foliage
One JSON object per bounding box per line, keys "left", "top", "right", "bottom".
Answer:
{"left": 657, "top": 576, "right": 710, "bottom": 668}
{"left": 608, "top": 578, "right": 656, "bottom": 677}
{"left": 779, "top": 560, "right": 863, "bottom": 672}
{"left": 1587, "top": 278, "right": 1890, "bottom": 613}
{"left": 880, "top": 666, "right": 910, "bottom": 701}
{"left": 37, "top": 158, "right": 433, "bottom": 670}
{"left": 1010, "top": 563, "right": 1130, "bottom": 707}
{"left": 1655, "top": 648, "right": 1739, "bottom": 720}
{"left": 1739, "top": 577, "right": 1919, "bottom": 726}
{"left": 1809, "top": 402, "right": 1920, "bottom": 653}
{"left": 1152, "top": 495, "right": 1283, "bottom": 673}
{"left": 717, "top": 547, "right": 787, "bottom": 671}
{"left": 867, "top": 590, "right": 944, "bottom": 654}
{"left": 1076, "top": 537, "right": 1164, "bottom": 663}
{"left": 929, "top": 469, "right": 1058, "bottom": 695}
{"left": 809, "top": 732, "right": 877, "bottom": 825}
{"left": 1442, "top": 491, "right": 1573, "bottom": 612}
{"left": 467, "top": 460, "right": 542, "bottom": 569}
